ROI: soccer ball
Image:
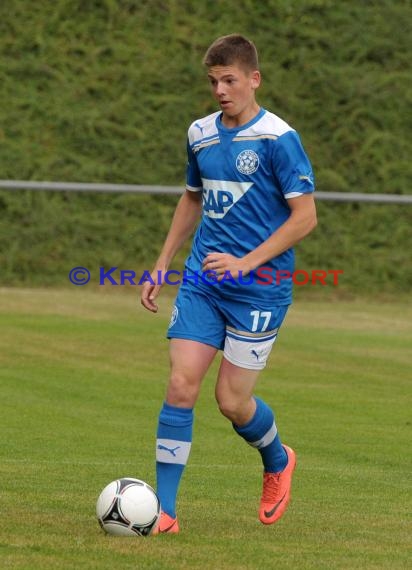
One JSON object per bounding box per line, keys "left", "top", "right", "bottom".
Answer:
{"left": 96, "top": 478, "right": 160, "bottom": 536}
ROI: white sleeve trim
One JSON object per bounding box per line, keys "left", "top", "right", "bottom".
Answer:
{"left": 186, "top": 184, "right": 202, "bottom": 192}
{"left": 284, "top": 191, "right": 304, "bottom": 199}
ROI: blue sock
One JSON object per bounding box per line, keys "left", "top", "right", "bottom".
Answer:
{"left": 156, "top": 402, "right": 193, "bottom": 518}
{"left": 233, "top": 397, "right": 288, "bottom": 473}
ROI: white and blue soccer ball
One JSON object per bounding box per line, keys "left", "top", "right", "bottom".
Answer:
{"left": 96, "top": 478, "right": 160, "bottom": 536}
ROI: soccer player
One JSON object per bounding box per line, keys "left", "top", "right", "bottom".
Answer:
{"left": 141, "top": 34, "right": 317, "bottom": 534}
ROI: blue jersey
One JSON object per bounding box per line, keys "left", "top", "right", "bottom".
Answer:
{"left": 185, "top": 107, "right": 314, "bottom": 304}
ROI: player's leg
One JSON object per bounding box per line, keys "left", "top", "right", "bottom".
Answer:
{"left": 155, "top": 284, "right": 224, "bottom": 533}
{"left": 165, "top": 339, "right": 218, "bottom": 407}
{"left": 155, "top": 339, "right": 217, "bottom": 534}
{"left": 215, "top": 302, "right": 296, "bottom": 525}
{"left": 215, "top": 358, "right": 288, "bottom": 476}
{"left": 216, "top": 359, "right": 296, "bottom": 525}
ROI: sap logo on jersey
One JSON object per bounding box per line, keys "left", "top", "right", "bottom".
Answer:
{"left": 202, "top": 178, "right": 253, "bottom": 219}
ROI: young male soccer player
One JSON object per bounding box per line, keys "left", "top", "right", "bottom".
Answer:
{"left": 141, "top": 34, "right": 317, "bottom": 534}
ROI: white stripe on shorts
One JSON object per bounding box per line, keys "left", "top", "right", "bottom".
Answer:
{"left": 248, "top": 422, "right": 278, "bottom": 449}
{"left": 224, "top": 334, "right": 278, "bottom": 370}
{"left": 156, "top": 438, "right": 192, "bottom": 465}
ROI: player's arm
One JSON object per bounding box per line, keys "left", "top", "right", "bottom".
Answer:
{"left": 203, "top": 194, "right": 317, "bottom": 277}
{"left": 141, "top": 189, "right": 202, "bottom": 312}
{"left": 242, "top": 193, "right": 317, "bottom": 271}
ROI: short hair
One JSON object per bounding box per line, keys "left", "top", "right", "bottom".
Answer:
{"left": 203, "top": 34, "right": 259, "bottom": 72}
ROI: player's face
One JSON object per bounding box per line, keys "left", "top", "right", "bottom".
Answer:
{"left": 207, "top": 64, "right": 261, "bottom": 128}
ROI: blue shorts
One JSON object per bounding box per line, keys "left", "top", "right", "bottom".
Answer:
{"left": 167, "top": 281, "right": 289, "bottom": 370}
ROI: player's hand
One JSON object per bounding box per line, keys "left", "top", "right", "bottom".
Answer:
{"left": 140, "top": 270, "right": 163, "bottom": 313}
{"left": 202, "top": 252, "right": 250, "bottom": 281}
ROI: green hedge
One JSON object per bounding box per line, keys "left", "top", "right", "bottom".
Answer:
{"left": 0, "top": 0, "right": 411, "bottom": 292}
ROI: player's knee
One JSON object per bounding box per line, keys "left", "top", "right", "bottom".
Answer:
{"left": 216, "top": 394, "right": 242, "bottom": 423}
{"left": 166, "top": 372, "right": 199, "bottom": 407}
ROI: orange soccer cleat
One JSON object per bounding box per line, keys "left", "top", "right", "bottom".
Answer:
{"left": 259, "top": 445, "right": 297, "bottom": 525}
{"left": 152, "top": 511, "right": 180, "bottom": 535}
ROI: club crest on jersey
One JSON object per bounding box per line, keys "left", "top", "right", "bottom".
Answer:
{"left": 236, "top": 149, "right": 259, "bottom": 175}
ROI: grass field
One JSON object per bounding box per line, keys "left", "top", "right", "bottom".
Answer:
{"left": 0, "top": 287, "right": 410, "bottom": 569}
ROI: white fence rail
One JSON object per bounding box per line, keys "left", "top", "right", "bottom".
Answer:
{"left": 0, "top": 179, "right": 411, "bottom": 204}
